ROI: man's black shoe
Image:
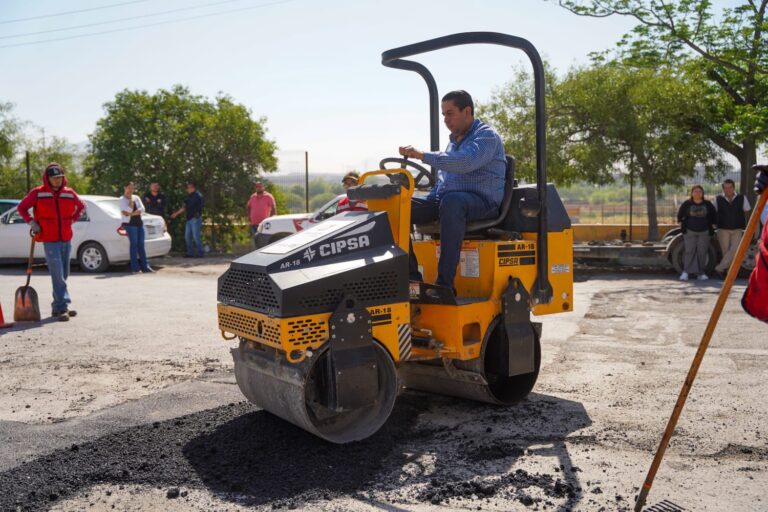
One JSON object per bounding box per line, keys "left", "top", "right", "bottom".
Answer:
{"left": 67, "top": 310, "right": 77, "bottom": 317}
{"left": 142, "top": 267, "right": 156, "bottom": 273}
{"left": 57, "top": 313, "right": 69, "bottom": 322}
{"left": 183, "top": 254, "right": 194, "bottom": 258}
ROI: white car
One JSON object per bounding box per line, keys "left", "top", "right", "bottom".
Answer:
{"left": 0, "top": 195, "right": 172, "bottom": 272}
{"left": 255, "top": 194, "right": 344, "bottom": 248}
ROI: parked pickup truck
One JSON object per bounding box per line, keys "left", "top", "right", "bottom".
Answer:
{"left": 254, "top": 194, "right": 344, "bottom": 248}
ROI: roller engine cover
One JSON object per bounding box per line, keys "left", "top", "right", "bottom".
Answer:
{"left": 218, "top": 211, "right": 409, "bottom": 318}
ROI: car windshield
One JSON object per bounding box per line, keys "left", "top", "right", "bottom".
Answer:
{"left": 96, "top": 199, "right": 122, "bottom": 219}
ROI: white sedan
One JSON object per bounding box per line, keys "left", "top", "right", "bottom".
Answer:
{"left": 0, "top": 195, "right": 172, "bottom": 272}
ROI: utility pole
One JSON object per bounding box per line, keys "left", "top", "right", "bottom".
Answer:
{"left": 304, "top": 151, "right": 309, "bottom": 213}
{"left": 25, "top": 151, "right": 31, "bottom": 191}
{"left": 629, "top": 170, "right": 634, "bottom": 241}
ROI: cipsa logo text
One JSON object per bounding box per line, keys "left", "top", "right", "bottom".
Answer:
{"left": 319, "top": 235, "right": 370, "bottom": 257}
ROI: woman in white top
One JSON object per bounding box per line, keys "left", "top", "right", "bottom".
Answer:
{"left": 119, "top": 181, "right": 153, "bottom": 273}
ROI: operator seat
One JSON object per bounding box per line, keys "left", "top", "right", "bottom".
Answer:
{"left": 415, "top": 155, "right": 516, "bottom": 238}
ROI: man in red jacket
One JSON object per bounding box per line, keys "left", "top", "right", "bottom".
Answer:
{"left": 742, "top": 165, "right": 768, "bottom": 323}
{"left": 17, "top": 163, "right": 86, "bottom": 321}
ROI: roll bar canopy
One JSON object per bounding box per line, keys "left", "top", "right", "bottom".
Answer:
{"left": 381, "top": 32, "right": 552, "bottom": 304}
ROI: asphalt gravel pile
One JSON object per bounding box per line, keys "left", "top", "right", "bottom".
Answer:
{"left": 418, "top": 468, "right": 576, "bottom": 506}
{"left": 0, "top": 389, "right": 599, "bottom": 511}
{"left": 0, "top": 396, "right": 424, "bottom": 511}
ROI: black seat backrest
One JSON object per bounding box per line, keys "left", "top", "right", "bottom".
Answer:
{"left": 464, "top": 155, "right": 516, "bottom": 233}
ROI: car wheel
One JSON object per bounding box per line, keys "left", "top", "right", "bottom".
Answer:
{"left": 78, "top": 242, "right": 109, "bottom": 273}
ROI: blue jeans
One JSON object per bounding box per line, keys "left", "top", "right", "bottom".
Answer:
{"left": 410, "top": 192, "right": 499, "bottom": 288}
{"left": 43, "top": 241, "right": 71, "bottom": 313}
{"left": 185, "top": 216, "right": 204, "bottom": 257}
{"left": 125, "top": 224, "right": 150, "bottom": 272}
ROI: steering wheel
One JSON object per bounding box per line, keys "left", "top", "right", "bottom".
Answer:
{"left": 379, "top": 157, "right": 435, "bottom": 190}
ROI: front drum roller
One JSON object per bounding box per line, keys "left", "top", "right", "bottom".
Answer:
{"left": 399, "top": 317, "right": 542, "bottom": 405}
{"left": 232, "top": 339, "right": 398, "bottom": 444}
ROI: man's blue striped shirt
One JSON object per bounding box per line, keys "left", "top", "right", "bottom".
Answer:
{"left": 422, "top": 119, "right": 506, "bottom": 206}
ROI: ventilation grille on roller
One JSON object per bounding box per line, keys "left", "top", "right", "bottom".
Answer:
{"left": 299, "top": 271, "right": 399, "bottom": 309}
{"left": 219, "top": 269, "right": 278, "bottom": 311}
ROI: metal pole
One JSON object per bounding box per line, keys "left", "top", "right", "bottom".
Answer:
{"left": 629, "top": 171, "right": 634, "bottom": 241}
{"left": 304, "top": 151, "right": 309, "bottom": 213}
{"left": 25, "top": 151, "right": 31, "bottom": 191}
{"left": 634, "top": 187, "right": 768, "bottom": 511}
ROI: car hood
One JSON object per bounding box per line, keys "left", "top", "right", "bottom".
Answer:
{"left": 263, "top": 213, "right": 313, "bottom": 222}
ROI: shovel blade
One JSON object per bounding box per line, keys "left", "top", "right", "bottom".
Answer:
{"left": 14, "top": 286, "right": 41, "bottom": 322}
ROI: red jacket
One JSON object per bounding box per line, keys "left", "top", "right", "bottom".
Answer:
{"left": 742, "top": 218, "right": 768, "bottom": 323}
{"left": 17, "top": 173, "right": 85, "bottom": 243}
{"left": 336, "top": 196, "right": 368, "bottom": 213}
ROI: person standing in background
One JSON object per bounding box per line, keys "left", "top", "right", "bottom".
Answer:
{"left": 336, "top": 172, "right": 368, "bottom": 213}
{"left": 143, "top": 182, "right": 166, "bottom": 219}
{"left": 713, "top": 178, "right": 751, "bottom": 277}
{"left": 677, "top": 185, "right": 717, "bottom": 281}
{"left": 246, "top": 181, "right": 276, "bottom": 248}
{"left": 17, "top": 163, "right": 86, "bottom": 321}
{"left": 170, "top": 182, "right": 205, "bottom": 258}
{"left": 120, "top": 181, "right": 154, "bottom": 274}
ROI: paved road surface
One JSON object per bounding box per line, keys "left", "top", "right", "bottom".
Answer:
{"left": 0, "top": 261, "right": 765, "bottom": 511}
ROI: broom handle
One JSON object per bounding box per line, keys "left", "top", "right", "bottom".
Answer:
{"left": 25, "top": 231, "right": 35, "bottom": 289}
{"left": 634, "top": 187, "right": 768, "bottom": 512}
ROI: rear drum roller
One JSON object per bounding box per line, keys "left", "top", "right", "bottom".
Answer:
{"left": 233, "top": 339, "right": 398, "bottom": 444}
{"left": 400, "top": 317, "right": 541, "bottom": 405}
{"left": 483, "top": 318, "right": 541, "bottom": 404}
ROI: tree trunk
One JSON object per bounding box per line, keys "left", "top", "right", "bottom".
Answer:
{"left": 739, "top": 138, "right": 758, "bottom": 207}
{"left": 643, "top": 171, "right": 659, "bottom": 241}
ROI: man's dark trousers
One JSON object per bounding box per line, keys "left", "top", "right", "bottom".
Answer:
{"left": 409, "top": 191, "right": 498, "bottom": 288}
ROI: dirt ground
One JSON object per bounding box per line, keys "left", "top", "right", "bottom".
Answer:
{"left": 0, "top": 258, "right": 766, "bottom": 511}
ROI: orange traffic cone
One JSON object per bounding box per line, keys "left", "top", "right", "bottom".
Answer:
{"left": 0, "top": 301, "right": 14, "bottom": 328}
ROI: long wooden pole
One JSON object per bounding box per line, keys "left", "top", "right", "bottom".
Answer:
{"left": 634, "top": 188, "right": 768, "bottom": 512}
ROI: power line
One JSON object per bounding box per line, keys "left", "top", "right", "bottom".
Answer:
{"left": 0, "top": 0, "right": 257, "bottom": 41}
{"left": 0, "top": 1, "right": 148, "bottom": 25}
{"left": 0, "top": 0, "right": 296, "bottom": 49}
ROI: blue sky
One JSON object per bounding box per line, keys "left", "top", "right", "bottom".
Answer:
{"left": 0, "top": 0, "right": 736, "bottom": 174}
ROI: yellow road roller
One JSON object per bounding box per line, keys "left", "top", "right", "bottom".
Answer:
{"left": 217, "top": 32, "right": 573, "bottom": 443}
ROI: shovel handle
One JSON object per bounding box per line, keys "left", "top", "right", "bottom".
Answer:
{"left": 25, "top": 235, "right": 35, "bottom": 289}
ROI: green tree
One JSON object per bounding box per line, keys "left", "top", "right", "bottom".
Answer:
{"left": 309, "top": 191, "right": 337, "bottom": 211}
{"left": 0, "top": 103, "right": 85, "bottom": 198}
{"left": 282, "top": 191, "right": 306, "bottom": 212}
{"left": 478, "top": 64, "right": 582, "bottom": 185}
{"left": 482, "top": 63, "right": 723, "bottom": 239}
{"left": 308, "top": 178, "right": 329, "bottom": 196}
{"left": 559, "top": 0, "right": 768, "bottom": 204}
{"left": 86, "top": 85, "right": 277, "bottom": 251}
{"left": 557, "top": 64, "right": 723, "bottom": 239}
{"left": 0, "top": 102, "right": 24, "bottom": 197}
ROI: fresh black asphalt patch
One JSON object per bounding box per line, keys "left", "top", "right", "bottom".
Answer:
{"left": 0, "top": 391, "right": 595, "bottom": 511}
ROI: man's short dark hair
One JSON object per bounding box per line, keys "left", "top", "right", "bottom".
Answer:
{"left": 186, "top": 182, "right": 196, "bottom": 188}
{"left": 442, "top": 90, "right": 474, "bottom": 115}
{"left": 723, "top": 179, "right": 735, "bottom": 187}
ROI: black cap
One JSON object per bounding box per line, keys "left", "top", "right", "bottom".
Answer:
{"left": 46, "top": 164, "right": 64, "bottom": 178}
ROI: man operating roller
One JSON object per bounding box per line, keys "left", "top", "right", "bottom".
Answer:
{"left": 399, "top": 89, "right": 506, "bottom": 293}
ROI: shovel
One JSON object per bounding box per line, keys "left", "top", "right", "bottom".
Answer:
{"left": 14, "top": 232, "right": 41, "bottom": 322}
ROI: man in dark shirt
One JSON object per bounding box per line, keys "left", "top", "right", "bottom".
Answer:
{"left": 713, "top": 178, "right": 751, "bottom": 276}
{"left": 143, "top": 182, "right": 167, "bottom": 218}
{"left": 170, "top": 183, "right": 205, "bottom": 257}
